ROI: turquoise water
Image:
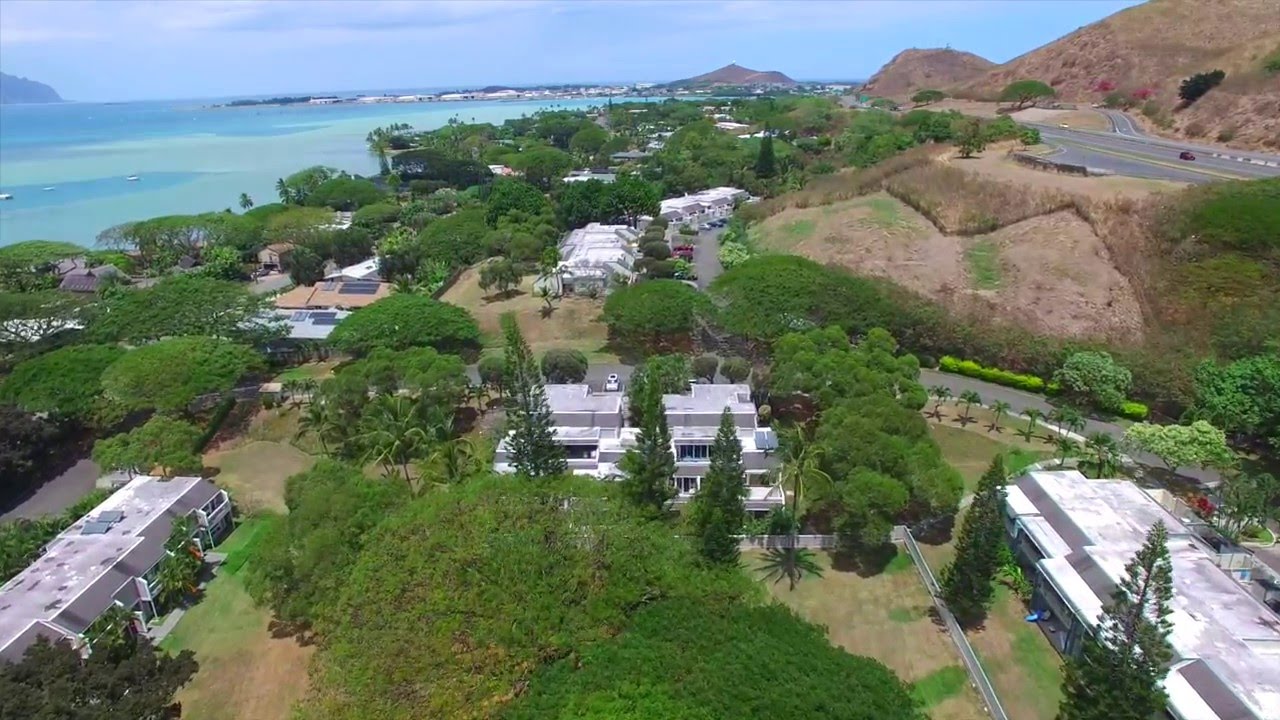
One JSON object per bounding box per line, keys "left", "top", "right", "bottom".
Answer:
{"left": 0, "top": 97, "right": 627, "bottom": 246}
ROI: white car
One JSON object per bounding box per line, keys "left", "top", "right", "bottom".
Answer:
{"left": 604, "top": 374, "right": 620, "bottom": 392}
{"left": 1059, "top": 123, "right": 1070, "bottom": 128}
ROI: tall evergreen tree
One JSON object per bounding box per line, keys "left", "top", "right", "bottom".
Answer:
{"left": 940, "top": 455, "right": 1008, "bottom": 626}
{"left": 501, "top": 313, "right": 566, "bottom": 479}
{"left": 754, "top": 127, "right": 777, "bottom": 179}
{"left": 1058, "top": 522, "right": 1175, "bottom": 720}
{"left": 619, "top": 372, "right": 676, "bottom": 515}
{"left": 690, "top": 409, "right": 746, "bottom": 564}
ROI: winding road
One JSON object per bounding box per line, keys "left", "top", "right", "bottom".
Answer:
{"left": 1025, "top": 110, "right": 1280, "bottom": 184}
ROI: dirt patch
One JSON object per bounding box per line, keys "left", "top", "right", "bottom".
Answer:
{"left": 1009, "top": 107, "right": 1111, "bottom": 131}
{"left": 441, "top": 265, "right": 616, "bottom": 360}
{"left": 755, "top": 194, "right": 1144, "bottom": 341}
{"left": 204, "top": 439, "right": 315, "bottom": 513}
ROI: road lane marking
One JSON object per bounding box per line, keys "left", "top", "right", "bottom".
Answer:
{"left": 1050, "top": 139, "right": 1254, "bottom": 180}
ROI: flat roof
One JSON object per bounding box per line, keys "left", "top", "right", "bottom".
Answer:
{"left": 558, "top": 223, "right": 637, "bottom": 270}
{"left": 324, "top": 257, "right": 380, "bottom": 281}
{"left": 663, "top": 383, "right": 754, "bottom": 415}
{"left": 659, "top": 187, "right": 746, "bottom": 215}
{"left": 0, "top": 476, "right": 220, "bottom": 661}
{"left": 545, "top": 384, "right": 624, "bottom": 414}
{"left": 1010, "top": 471, "right": 1280, "bottom": 719}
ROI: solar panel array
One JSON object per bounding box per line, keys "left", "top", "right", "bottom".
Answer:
{"left": 338, "top": 282, "right": 380, "bottom": 295}
{"left": 80, "top": 521, "right": 113, "bottom": 536}
{"left": 96, "top": 510, "right": 125, "bottom": 523}
{"left": 310, "top": 311, "right": 341, "bottom": 326}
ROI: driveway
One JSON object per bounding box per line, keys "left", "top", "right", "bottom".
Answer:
{"left": 1, "top": 458, "right": 101, "bottom": 521}
{"left": 692, "top": 227, "right": 726, "bottom": 289}
{"left": 249, "top": 272, "right": 293, "bottom": 295}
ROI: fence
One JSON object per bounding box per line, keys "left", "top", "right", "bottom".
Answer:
{"left": 737, "top": 534, "right": 837, "bottom": 550}
{"left": 893, "top": 525, "right": 1009, "bottom": 720}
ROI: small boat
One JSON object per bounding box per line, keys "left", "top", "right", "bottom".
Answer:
{"left": 0, "top": 193, "right": 12, "bottom": 200}
{"left": 125, "top": 175, "right": 140, "bottom": 182}
{"left": 42, "top": 187, "right": 55, "bottom": 191}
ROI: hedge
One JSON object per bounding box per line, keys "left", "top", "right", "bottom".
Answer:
{"left": 195, "top": 395, "right": 237, "bottom": 452}
{"left": 1118, "top": 401, "right": 1149, "bottom": 421}
{"left": 939, "top": 356, "right": 1046, "bottom": 392}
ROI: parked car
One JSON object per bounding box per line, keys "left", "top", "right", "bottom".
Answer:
{"left": 672, "top": 245, "right": 694, "bottom": 260}
{"left": 1179, "top": 151, "right": 1196, "bottom": 161}
{"left": 1058, "top": 123, "right": 1070, "bottom": 128}
{"left": 604, "top": 374, "right": 620, "bottom": 392}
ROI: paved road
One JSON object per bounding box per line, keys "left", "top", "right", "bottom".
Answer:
{"left": 692, "top": 227, "right": 725, "bottom": 290}
{"left": 1, "top": 459, "right": 101, "bottom": 521}
{"left": 1027, "top": 116, "right": 1280, "bottom": 184}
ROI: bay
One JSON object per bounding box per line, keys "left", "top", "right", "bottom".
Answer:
{"left": 0, "top": 96, "right": 635, "bottom": 247}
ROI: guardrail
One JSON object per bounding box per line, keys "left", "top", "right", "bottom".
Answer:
{"left": 1010, "top": 151, "right": 1090, "bottom": 177}
{"left": 893, "top": 525, "right": 1009, "bottom": 720}
{"left": 737, "top": 534, "right": 837, "bottom": 550}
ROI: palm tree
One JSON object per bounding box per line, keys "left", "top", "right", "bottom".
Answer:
{"left": 366, "top": 129, "right": 391, "bottom": 175}
{"left": 356, "top": 395, "right": 431, "bottom": 485}
{"left": 296, "top": 400, "right": 340, "bottom": 455}
{"left": 299, "top": 378, "right": 319, "bottom": 404}
{"left": 957, "top": 390, "right": 981, "bottom": 426}
{"left": 1050, "top": 406, "right": 1085, "bottom": 437}
{"left": 86, "top": 603, "right": 138, "bottom": 657}
{"left": 988, "top": 400, "right": 1012, "bottom": 432}
{"left": 1084, "top": 432, "right": 1121, "bottom": 478}
{"left": 153, "top": 554, "right": 197, "bottom": 609}
{"left": 275, "top": 178, "right": 290, "bottom": 204}
{"left": 1054, "top": 435, "right": 1078, "bottom": 468}
{"left": 927, "top": 385, "right": 952, "bottom": 420}
{"left": 420, "top": 436, "right": 480, "bottom": 491}
{"left": 238, "top": 193, "right": 254, "bottom": 211}
{"left": 757, "top": 545, "right": 824, "bottom": 591}
{"left": 1019, "top": 408, "right": 1045, "bottom": 443}
{"left": 776, "top": 424, "right": 831, "bottom": 528}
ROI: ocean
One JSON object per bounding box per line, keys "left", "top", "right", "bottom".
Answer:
{"left": 0, "top": 96, "right": 633, "bottom": 247}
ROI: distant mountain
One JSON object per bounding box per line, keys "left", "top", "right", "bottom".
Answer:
{"left": 861, "top": 48, "right": 995, "bottom": 98}
{"left": 671, "top": 63, "right": 797, "bottom": 87}
{"left": 0, "top": 72, "right": 63, "bottom": 104}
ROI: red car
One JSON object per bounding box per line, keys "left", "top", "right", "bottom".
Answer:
{"left": 672, "top": 245, "right": 694, "bottom": 260}
{"left": 1179, "top": 151, "right": 1196, "bottom": 161}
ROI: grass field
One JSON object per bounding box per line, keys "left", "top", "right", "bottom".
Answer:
{"left": 755, "top": 551, "right": 987, "bottom": 720}
{"left": 204, "top": 438, "right": 315, "bottom": 513}
{"left": 441, "top": 265, "right": 617, "bottom": 361}
{"left": 162, "top": 519, "right": 311, "bottom": 720}
{"left": 272, "top": 359, "right": 342, "bottom": 383}
{"left": 964, "top": 239, "right": 1003, "bottom": 290}
{"left": 918, "top": 414, "right": 1065, "bottom": 720}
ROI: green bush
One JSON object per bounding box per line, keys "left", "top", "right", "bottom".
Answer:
{"left": 1162, "top": 179, "right": 1280, "bottom": 256}
{"left": 938, "top": 355, "right": 1046, "bottom": 392}
{"left": 1118, "top": 401, "right": 1149, "bottom": 421}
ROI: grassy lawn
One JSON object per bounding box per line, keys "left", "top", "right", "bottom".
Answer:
{"left": 964, "top": 239, "right": 1003, "bottom": 290}
{"left": 162, "top": 519, "right": 311, "bottom": 720}
{"left": 272, "top": 359, "right": 342, "bottom": 383}
{"left": 753, "top": 550, "right": 988, "bottom": 720}
{"left": 926, "top": 402, "right": 1054, "bottom": 490}
{"left": 441, "top": 265, "right": 617, "bottom": 362}
{"left": 205, "top": 436, "right": 316, "bottom": 513}
{"left": 917, "top": 416, "right": 1065, "bottom": 720}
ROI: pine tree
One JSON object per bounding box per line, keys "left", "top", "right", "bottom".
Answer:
{"left": 1058, "top": 522, "right": 1175, "bottom": 720}
{"left": 501, "top": 313, "right": 566, "bottom": 479}
{"left": 940, "top": 455, "right": 1008, "bottom": 626}
{"left": 690, "top": 409, "right": 746, "bottom": 565}
{"left": 754, "top": 127, "right": 777, "bottom": 179}
{"left": 619, "top": 372, "right": 676, "bottom": 515}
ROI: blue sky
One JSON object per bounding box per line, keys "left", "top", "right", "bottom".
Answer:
{"left": 0, "top": 0, "right": 1143, "bottom": 102}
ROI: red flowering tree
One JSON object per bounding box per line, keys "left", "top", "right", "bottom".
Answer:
{"left": 1132, "top": 87, "right": 1156, "bottom": 101}
{"left": 1093, "top": 79, "right": 1117, "bottom": 93}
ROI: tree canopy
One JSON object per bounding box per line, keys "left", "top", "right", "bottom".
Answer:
{"left": 304, "top": 176, "right": 386, "bottom": 210}
{"left": 99, "top": 336, "right": 263, "bottom": 415}
{"left": 327, "top": 294, "right": 480, "bottom": 355}
{"left": 998, "top": 80, "right": 1056, "bottom": 109}
{"left": 1053, "top": 351, "right": 1133, "bottom": 413}
{"left": 86, "top": 274, "right": 283, "bottom": 345}
{"left": 770, "top": 326, "right": 925, "bottom": 410}
{"left": 0, "top": 344, "right": 125, "bottom": 422}
{"left": 602, "top": 279, "right": 710, "bottom": 349}
{"left": 1123, "top": 420, "right": 1235, "bottom": 472}
{"left": 91, "top": 416, "right": 203, "bottom": 476}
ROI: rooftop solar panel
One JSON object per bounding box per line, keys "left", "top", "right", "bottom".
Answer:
{"left": 96, "top": 510, "right": 125, "bottom": 523}
{"left": 80, "top": 521, "right": 113, "bottom": 535}
{"left": 309, "top": 311, "right": 337, "bottom": 321}
{"left": 338, "top": 282, "right": 379, "bottom": 295}
{"left": 312, "top": 317, "right": 341, "bottom": 326}
{"left": 290, "top": 311, "right": 309, "bottom": 322}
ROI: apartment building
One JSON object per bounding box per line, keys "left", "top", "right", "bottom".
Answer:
{"left": 1005, "top": 470, "right": 1280, "bottom": 720}
{"left": 494, "top": 383, "right": 783, "bottom": 511}
{"left": 0, "top": 475, "right": 232, "bottom": 662}
{"left": 550, "top": 223, "right": 640, "bottom": 295}
{"left": 658, "top": 187, "right": 749, "bottom": 226}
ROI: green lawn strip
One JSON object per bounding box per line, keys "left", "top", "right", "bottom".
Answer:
{"left": 965, "top": 238, "right": 1002, "bottom": 290}
{"left": 909, "top": 665, "right": 969, "bottom": 708}
{"left": 885, "top": 550, "right": 914, "bottom": 574}
{"left": 887, "top": 606, "right": 920, "bottom": 623}
{"left": 159, "top": 570, "right": 260, "bottom": 656}
{"left": 861, "top": 196, "right": 915, "bottom": 231}
{"left": 217, "top": 515, "right": 279, "bottom": 576}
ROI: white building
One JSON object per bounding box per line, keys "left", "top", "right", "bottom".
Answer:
{"left": 563, "top": 170, "right": 617, "bottom": 184}
{"left": 551, "top": 223, "right": 639, "bottom": 295}
{"left": 714, "top": 121, "right": 751, "bottom": 131}
{"left": 658, "top": 187, "right": 749, "bottom": 226}
{"left": 1006, "top": 471, "right": 1280, "bottom": 720}
{"left": 0, "top": 476, "right": 232, "bottom": 662}
{"left": 324, "top": 256, "right": 381, "bottom": 282}
{"left": 494, "top": 384, "right": 783, "bottom": 511}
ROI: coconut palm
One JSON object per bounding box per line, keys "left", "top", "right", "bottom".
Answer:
{"left": 957, "top": 390, "right": 981, "bottom": 426}
{"left": 757, "top": 545, "right": 824, "bottom": 591}
{"left": 153, "top": 554, "right": 198, "bottom": 609}
{"left": 298, "top": 378, "right": 319, "bottom": 404}
{"left": 1084, "top": 431, "right": 1121, "bottom": 478}
{"left": 275, "top": 178, "right": 290, "bottom": 204}
{"left": 1054, "top": 435, "right": 1078, "bottom": 468}
{"left": 420, "top": 436, "right": 481, "bottom": 491}
{"left": 238, "top": 193, "right": 254, "bottom": 211}
{"left": 776, "top": 424, "right": 831, "bottom": 528}
{"left": 86, "top": 602, "right": 138, "bottom": 657}
{"left": 1019, "top": 408, "right": 1045, "bottom": 443}
{"left": 988, "top": 400, "right": 1012, "bottom": 432}
{"left": 1050, "top": 406, "right": 1085, "bottom": 436}
{"left": 366, "top": 129, "right": 391, "bottom": 175}
{"left": 356, "top": 395, "right": 431, "bottom": 485}
{"left": 927, "top": 385, "right": 952, "bottom": 419}
{"left": 296, "top": 400, "right": 341, "bottom": 455}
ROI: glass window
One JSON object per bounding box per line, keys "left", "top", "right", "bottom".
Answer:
{"left": 676, "top": 444, "right": 710, "bottom": 462}
{"left": 673, "top": 477, "right": 700, "bottom": 495}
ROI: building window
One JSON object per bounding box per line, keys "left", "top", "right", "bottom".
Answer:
{"left": 564, "top": 444, "right": 598, "bottom": 460}
{"left": 676, "top": 444, "right": 710, "bottom": 462}
{"left": 673, "top": 477, "right": 700, "bottom": 495}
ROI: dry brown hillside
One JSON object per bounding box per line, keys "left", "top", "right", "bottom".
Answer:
{"left": 862, "top": 48, "right": 994, "bottom": 98}
{"left": 951, "top": 0, "right": 1280, "bottom": 148}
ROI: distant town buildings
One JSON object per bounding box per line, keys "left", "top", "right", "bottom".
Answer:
{"left": 0, "top": 475, "right": 232, "bottom": 662}
{"left": 1006, "top": 470, "right": 1280, "bottom": 720}
{"left": 494, "top": 383, "right": 782, "bottom": 511}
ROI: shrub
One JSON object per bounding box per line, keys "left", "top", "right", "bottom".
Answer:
{"left": 1118, "top": 401, "right": 1149, "bottom": 421}
{"left": 718, "top": 241, "right": 752, "bottom": 269}
{"left": 1216, "top": 127, "right": 1236, "bottom": 143}
{"left": 1159, "top": 179, "right": 1280, "bottom": 256}
{"left": 642, "top": 241, "right": 672, "bottom": 260}
{"left": 939, "top": 355, "right": 1047, "bottom": 392}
